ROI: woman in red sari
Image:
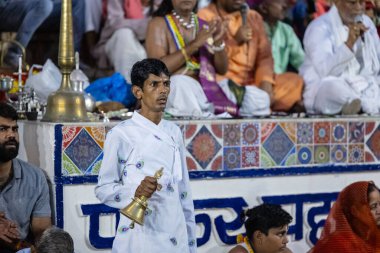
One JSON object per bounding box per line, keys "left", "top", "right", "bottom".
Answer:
{"left": 311, "top": 181, "right": 380, "bottom": 253}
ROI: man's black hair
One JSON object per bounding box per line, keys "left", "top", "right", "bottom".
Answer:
{"left": 0, "top": 103, "right": 18, "bottom": 121}
{"left": 130, "top": 58, "right": 170, "bottom": 89}
{"left": 242, "top": 203, "right": 292, "bottom": 239}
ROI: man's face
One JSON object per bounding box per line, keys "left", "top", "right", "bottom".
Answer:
{"left": 218, "top": 0, "right": 246, "bottom": 13}
{"left": 139, "top": 73, "right": 170, "bottom": 113}
{"left": 0, "top": 116, "right": 19, "bottom": 163}
{"left": 368, "top": 189, "right": 380, "bottom": 228}
{"left": 335, "top": 0, "right": 365, "bottom": 24}
{"left": 265, "top": 0, "right": 287, "bottom": 21}
{"left": 172, "top": 0, "right": 197, "bottom": 14}
{"left": 259, "top": 225, "right": 289, "bottom": 253}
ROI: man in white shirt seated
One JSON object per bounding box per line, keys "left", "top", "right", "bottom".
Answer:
{"left": 300, "top": 0, "right": 380, "bottom": 115}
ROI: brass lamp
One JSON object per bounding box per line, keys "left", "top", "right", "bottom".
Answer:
{"left": 120, "top": 168, "right": 163, "bottom": 229}
{"left": 42, "top": 0, "right": 88, "bottom": 122}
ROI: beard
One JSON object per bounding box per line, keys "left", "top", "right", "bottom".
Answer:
{"left": 0, "top": 140, "right": 19, "bottom": 162}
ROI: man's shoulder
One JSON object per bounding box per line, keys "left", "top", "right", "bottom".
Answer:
{"left": 13, "top": 158, "right": 48, "bottom": 185}
{"left": 161, "top": 120, "right": 182, "bottom": 135}
{"left": 15, "top": 158, "right": 43, "bottom": 175}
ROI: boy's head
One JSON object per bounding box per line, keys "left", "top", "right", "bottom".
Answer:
{"left": 243, "top": 203, "right": 292, "bottom": 253}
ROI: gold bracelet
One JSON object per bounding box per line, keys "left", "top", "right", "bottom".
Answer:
{"left": 181, "top": 48, "right": 189, "bottom": 61}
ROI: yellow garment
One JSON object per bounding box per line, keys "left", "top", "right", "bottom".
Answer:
{"left": 198, "top": 4, "right": 303, "bottom": 111}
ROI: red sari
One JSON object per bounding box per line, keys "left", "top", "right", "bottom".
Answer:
{"left": 311, "top": 181, "right": 380, "bottom": 253}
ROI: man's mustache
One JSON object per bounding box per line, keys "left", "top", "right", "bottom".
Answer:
{"left": 4, "top": 140, "right": 18, "bottom": 146}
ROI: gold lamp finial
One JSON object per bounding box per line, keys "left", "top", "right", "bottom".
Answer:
{"left": 42, "top": 0, "right": 88, "bottom": 122}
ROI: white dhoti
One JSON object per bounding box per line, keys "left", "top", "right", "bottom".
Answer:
{"left": 166, "top": 75, "right": 270, "bottom": 118}
{"left": 166, "top": 75, "right": 215, "bottom": 118}
{"left": 314, "top": 76, "right": 380, "bottom": 115}
{"left": 218, "top": 79, "right": 271, "bottom": 117}
{"left": 105, "top": 28, "right": 147, "bottom": 83}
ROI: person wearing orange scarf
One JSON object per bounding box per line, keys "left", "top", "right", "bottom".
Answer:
{"left": 310, "top": 181, "right": 380, "bottom": 253}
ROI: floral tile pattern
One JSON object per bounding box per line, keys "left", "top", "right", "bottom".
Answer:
{"left": 262, "top": 125, "right": 294, "bottom": 165}
{"left": 242, "top": 123, "right": 260, "bottom": 146}
{"left": 349, "top": 144, "right": 365, "bottom": 163}
{"left": 58, "top": 118, "right": 380, "bottom": 176}
{"left": 242, "top": 146, "right": 259, "bottom": 167}
{"left": 63, "top": 128, "right": 103, "bottom": 175}
{"left": 349, "top": 122, "right": 365, "bottom": 143}
{"left": 297, "top": 146, "right": 313, "bottom": 165}
{"left": 224, "top": 124, "right": 241, "bottom": 146}
{"left": 223, "top": 147, "right": 241, "bottom": 170}
{"left": 297, "top": 122, "right": 313, "bottom": 144}
{"left": 331, "top": 122, "right": 347, "bottom": 144}
{"left": 331, "top": 145, "right": 347, "bottom": 163}
{"left": 187, "top": 125, "right": 222, "bottom": 169}
{"left": 314, "top": 122, "right": 330, "bottom": 144}
{"left": 314, "top": 145, "right": 330, "bottom": 164}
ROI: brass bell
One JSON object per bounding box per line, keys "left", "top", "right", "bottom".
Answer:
{"left": 41, "top": 0, "right": 88, "bottom": 122}
{"left": 120, "top": 168, "right": 163, "bottom": 229}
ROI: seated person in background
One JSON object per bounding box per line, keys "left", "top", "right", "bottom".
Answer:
{"left": 313, "top": 0, "right": 332, "bottom": 18}
{"left": 0, "top": 103, "right": 51, "bottom": 253}
{"left": 258, "top": 0, "right": 305, "bottom": 74}
{"left": 145, "top": 0, "right": 271, "bottom": 117}
{"left": 0, "top": 0, "right": 53, "bottom": 69}
{"left": 310, "top": 181, "right": 380, "bottom": 253}
{"left": 93, "top": 0, "right": 161, "bottom": 83}
{"left": 198, "top": 0, "right": 304, "bottom": 113}
{"left": 300, "top": 0, "right": 380, "bottom": 115}
{"left": 16, "top": 227, "right": 74, "bottom": 253}
{"left": 230, "top": 203, "right": 293, "bottom": 253}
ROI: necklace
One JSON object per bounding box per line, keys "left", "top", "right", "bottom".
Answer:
{"left": 165, "top": 13, "right": 200, "bottom": 71}
{"left": 172, "top": 10, "right": 195, "bottom": 29}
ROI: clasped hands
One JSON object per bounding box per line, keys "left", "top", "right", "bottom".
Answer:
{"left": 193, "top": 19, "right": 228, "bottom": 49}
{"left": 0, "top": 212, "right": 20, "bottom": 244}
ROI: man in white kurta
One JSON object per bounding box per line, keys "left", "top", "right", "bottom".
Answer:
{"left": 300, "top": 1, "right": 380, "bottom": 115}
{"left": 95, "top": 59, "right": 196, "bottom": 253}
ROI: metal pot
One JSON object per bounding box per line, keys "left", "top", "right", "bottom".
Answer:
{"left": 0, "top": 76, "right": 14, "bottom": 92}
{"left": 71, "top": 80, "right": 96, "bottom": 112}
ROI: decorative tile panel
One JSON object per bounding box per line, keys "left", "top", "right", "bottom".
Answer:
{"left": 242, "top": 123, "right": 260, "bottom": 146}
{"left": 58, "top": 117, "right": 380, "bottom": 175}
{"left": 331, "top": 122, "right": 347, "bottom": 144}
{"left": 262, "top": 125, "right": 294, "bottom": 165}
{"left": 297, "top": 146, "right": 313, "bottom": 165}
{"left": 242, "top": 146, "right": 259, "bottom": 167}
{"left": 314, "top": 122, "right": 330, "bottom": 144}
{"left": 64, "top": 129, "right": 103, "bottom": 174}
{"left": 349, "top": 122, "right": 365, "bottom": 143}
{"left": 223, "top": 147, "right": 241, "bottom": 170}
{"left": 187, "top": 125, "right": 222, "bottom": 169}
{"left": 297, "top": 122, "right": 313, "bottom": 144}
{"left": 223, "top": 124, "right": 241, "bottom": 146}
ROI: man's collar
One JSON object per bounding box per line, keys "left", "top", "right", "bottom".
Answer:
{"left": 12, "top": 159, "right": 22, "bottom": 179}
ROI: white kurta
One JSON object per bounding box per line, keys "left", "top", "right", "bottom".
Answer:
{"left": 166, "top": 74, "right": 270, "bottom": 118}
{"left": 95, "top": 111, "right": 197, "bottom": 253}
{"left": 300, "top": 5, "right": 380, "bottom": 114}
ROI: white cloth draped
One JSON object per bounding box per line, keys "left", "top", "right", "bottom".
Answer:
{"left": 300, "top": 5, "right": 380, "bottom": 114}
{"left": 166, "top": 74, "right": 270, "bottom": 118}
{"left": 95, "top": 111, "right": 196, "bottom": 253}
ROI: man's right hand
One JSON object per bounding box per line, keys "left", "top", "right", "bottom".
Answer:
{"left": 0, "top": 212, "right": 20, "bottom": 244}
{"left": 134, "top": 176, "right": 161, "bottom": 199}
{"left": 234, "top": 25, "right": 252, "bottom": 45}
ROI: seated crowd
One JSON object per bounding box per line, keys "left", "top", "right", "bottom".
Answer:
{"left": 3, "top": 0, "right": 380, "bottom": 117}
{"left": 1, "top": 58, "right": 380, "bottom": 252}
{"left": 1, "top": 0, "right": 380, "bottom": 252}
